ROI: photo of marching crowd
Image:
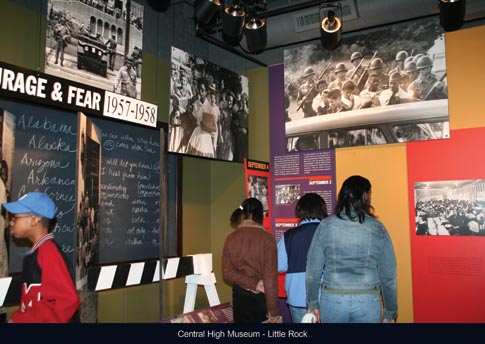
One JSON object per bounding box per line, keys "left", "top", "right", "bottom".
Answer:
{"left": 414, "top": 180, "right": 485, "bottom": 236}
{"left": 284, "top": 16, "right": 449, "bottom": 151}
{"left": 168, "top": 47, "right": 249, "bottom": 163}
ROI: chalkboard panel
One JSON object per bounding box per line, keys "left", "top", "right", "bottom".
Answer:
{"left": 92, "top": 118, "right": 161, "bottom": 264}
{"left": 0, "top": 98, "right": 161, "bottom": 272}
{"left": 0, "top": 99, "right": 77, "bottom": 273}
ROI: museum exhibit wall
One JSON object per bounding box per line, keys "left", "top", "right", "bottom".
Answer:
{"left": 172, "top": 25, "right": 485, "bottom": 323}
{"left": 334, "top": 25, "right": 485, "bottom": 323}
{"left": 0, "top": 0, "right": 163, "bottom": 322}
{"left": 0, "top": 0, "right": 267, "bottom": 322}
{"left": 1, "top": 0, "right": 484, "bottom": 323}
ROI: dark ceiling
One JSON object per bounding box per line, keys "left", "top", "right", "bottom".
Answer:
{"left": 190, "top": 0, "right": 485, "bottom": 66}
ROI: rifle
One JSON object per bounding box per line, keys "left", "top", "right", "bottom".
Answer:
{"left": 297, "top": 63, "right": 332, "bottom": 111}
{"left": 356, "top": 51, "right": 378, "bottom": 91}
{"left": 422, "top": 72, "right": 447, "bottom": 100}
{"left": 349, "top": 55, "right": 366, "bottom": 80}
{"left": 286, "top": 79, "right": 293, "bottom": 91}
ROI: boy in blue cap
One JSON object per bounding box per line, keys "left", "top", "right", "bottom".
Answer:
{"left": 2, "top": 192, "right": 80, "bottom": 323}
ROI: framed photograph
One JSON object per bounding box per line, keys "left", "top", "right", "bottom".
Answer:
{"left": 414, "top": 180, "right": 485, "bottom": 236}
{"left": 168, "top": 46, "right": 249, "bottom": 163}
{"left": 244, "top": 159, "right": 271, "bottom": 230}
{"left": 45, "top": 0, "right": 144, "bottom": 99}
{"left": 284, "top": 16, "right": 449, "bottom": 151}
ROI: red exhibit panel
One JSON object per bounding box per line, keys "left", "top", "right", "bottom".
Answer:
{"left": 407, "top": 128, "right": 485, "bottom": 322}
{"left": 244, "top": 159, "right": 271, "bottom": 231}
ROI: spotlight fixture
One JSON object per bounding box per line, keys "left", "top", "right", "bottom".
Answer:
{"left": 222, "top": 1, "right": 246, "bottom": 46}
{"left": 244, "top": 16, "right": 267, "bottom": 53}
{"left": 194, "top": 0, "right": 221, "bottom": 25}
{"left": 243, "top": 1, "right": 267, "bottom": 53}
{"left": 438, "top": 0, "right": 466, "bottom": 32}
{"left": 320, "top": 3, "right": 342, "bottom": 50}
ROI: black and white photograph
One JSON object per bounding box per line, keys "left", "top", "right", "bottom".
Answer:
{"left": 75, "top": 113, "right": 101, "bottom": 288}
{"left": 285, "top": 16, "right": 449, "bottom": 151}
{"left": 168, "top": 46, "right": 249, "bottom": 163}
{"left": 414, "top": 180, "right": 485, "bottom": 236}
{"left": 0, "top": 109, "right": 14, "bottom": 305}
{"left": 247, "top": 175, "right": 269, "bottom": 217}
{"left": 45, "top": 0, "right": 144, "bottom": 99}
{"left": 275, "top": 184, "right": 300, "bottom": 205}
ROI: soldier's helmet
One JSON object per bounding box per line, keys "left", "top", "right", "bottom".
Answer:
{"left": 369, "top": 58, "right": 384, "bottom": 70}
{"left": 335, "top": 63, "right": 347, "bottom": 73}
{"left": 396, "top": 50, "right": 408, "bottom": 61}
{"left": 303, "top": 67, "right": 315, "bottom": 77}
{"left": 416, "top": 55, "right": 433, "bottom": 69}
{"left": 412, "top": 53, "right": 424, "bottom": 63}
{"left": 404, "top": 61, "right": 417, "bottom": 74}
{"left": 404, "top": 56, "right": 414, "bottom": 66}
{"left": 350, "top": 51, "right": 363, "bottom": 62}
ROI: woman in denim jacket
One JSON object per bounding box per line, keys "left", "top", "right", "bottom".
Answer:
{"left": 306, "top": 175, "right": 398, "bottom": 323}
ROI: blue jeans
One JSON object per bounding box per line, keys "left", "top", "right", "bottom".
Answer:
{"left": 320, "top": 292, "right": 382, "bottom": 323}
{"left": 289, "top": 305, "right": 307, "bottom": 323}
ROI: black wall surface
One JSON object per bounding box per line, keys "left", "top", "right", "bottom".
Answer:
{"left": 93, "top": 117, "right": 160, "bottom": 264}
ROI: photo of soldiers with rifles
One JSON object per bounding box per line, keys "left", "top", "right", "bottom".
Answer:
{"left": 408, "top": 55, "right": 447, "bottom": 100}
{"left": 346, "top": 51, "right": 364, "bottom": 84}
{"left": 283, "top": 16, "right": 449, "bottom": 150}
{"left": 296, "top": 64, "right": 331, "bottom": 118}
{"left": 346, "top": 51, "right": 377, "bottom": 94}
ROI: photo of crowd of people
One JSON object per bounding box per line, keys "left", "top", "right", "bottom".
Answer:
{"left": 275, "top": 184, "right": 300, "bottom": 205}
{"left": 247, "top": 175, "right": 269, "bottom": 218}
{"left": 414, "top": 180, "right": 485, "bottom": 236}
{"left": 76, "top": 115, "right": 101, "bottom": 287}
{"left": 45, "top": 0, "right": 144, "bottom": 99}
{"left": 168, "top": 47, "right": 249, "bottom": 163}
{"left": 284, "top": 16, "right": 449, "bottom": 150}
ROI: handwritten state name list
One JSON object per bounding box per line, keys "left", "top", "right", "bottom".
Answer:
{"left": 8, "top": 109, "right": 78, "bottom": 272}
{"left": 18, "top": 114, "right": 77, "bottom": 250}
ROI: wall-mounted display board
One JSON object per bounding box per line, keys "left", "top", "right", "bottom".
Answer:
{"left": 45, "top": 0, "right": 145, "bottom": 100}
{"left": 168, "top": 46, "right": 249, "bottom": 162}
{"left": 75, "top": 113, "right": 101, "bottom": 288}
{"left": 268, "top": 64, "right": 337, "bottom": 305}
{"left": 0, "top": 97, "right": 162, "bottom": 274}
{"left": 0, "top": 100, "right": 78, "bottom": 273}
{"left": 0, "top": 59, "right": 161, "bottom": 277}
{"left": 244, "top": 158, "right": 270, "bottom": 231}
{"left": 284, "top": 16, "right": 449, "bottom": 151}
{"left": 407, "top": 127, "right": 485, "bottom": 322}
{"left": 0, "top": 60, "right": 157, "bottom": 128}
{"left": 93, "top": 117, "right": 161, "bottom": 264}
{"left": 269, "top": 65, "right": 337, "bottom": 243}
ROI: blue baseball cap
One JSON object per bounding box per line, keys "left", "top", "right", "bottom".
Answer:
{"left": 2, "top": 192, "right": 57, "bottom": 219}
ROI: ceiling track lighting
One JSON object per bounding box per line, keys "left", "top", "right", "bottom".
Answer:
{"left": 320, "top": 2, "right": 343, "bottom": 50}
{"left": 195, "top": 0, "right": 221, "bottom": 25}
{"left": 194, "top": 0, "right": 268, "bottom": 53}
{"left": 244, "top": 16, "right": 267, "bottom": 54}
{"left": 243, "top": 1, "right": 267, "bottom": 54}
{"left": 222, "top": 1, "right": 246, "bottom": 46}
{"left": 438, "top": 0, "right": 466, "bottom": 32}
